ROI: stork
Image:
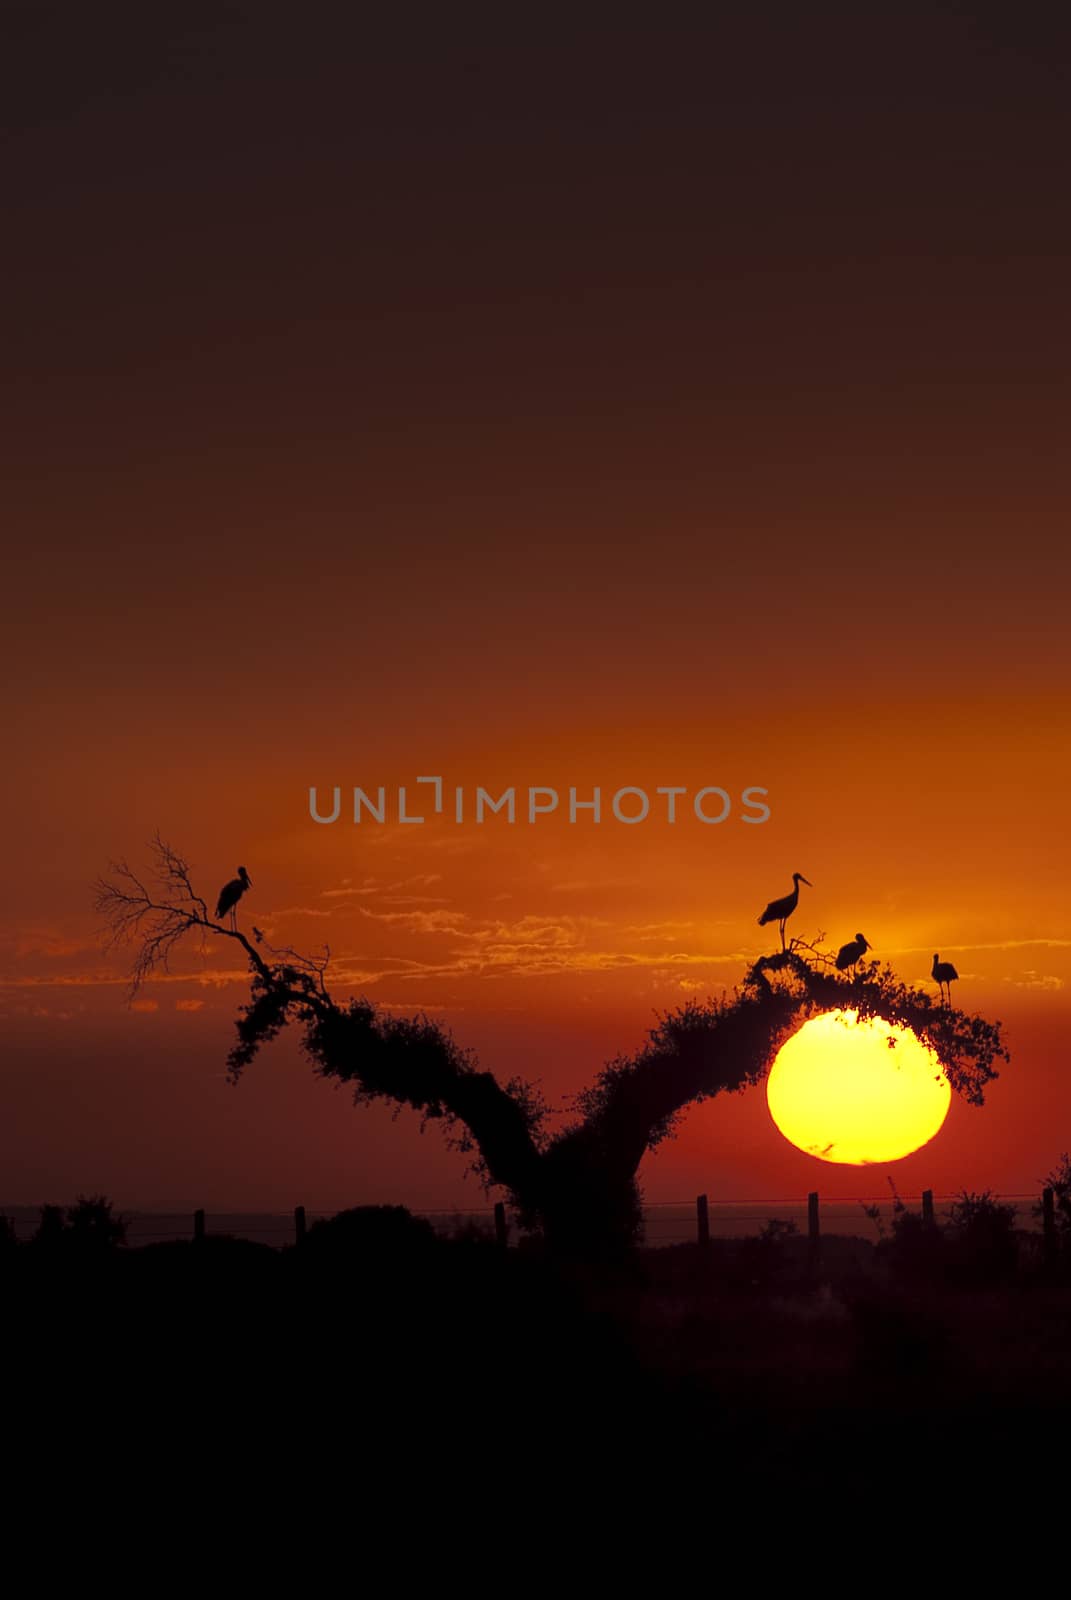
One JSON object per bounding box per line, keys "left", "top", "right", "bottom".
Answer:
{"left": 215, "top": 866, "right": 253, "bottom": 930}
{"left": 757, "top": 872, "right": 812, "bottom": 949}
{"left": 835, "top": 932, "right": 871, "bottom": 974}
{"left": 932, "top": 952, "right": 958, "bottom": 1005}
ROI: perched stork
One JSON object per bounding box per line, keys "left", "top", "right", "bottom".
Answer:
{"left": 932, "top": 952, "right": 958, "bottom": 1004}
{"left": 215, "top": 866, "right": 253, "bottom": 930}
{"left": 757, "top": 872, "right": 812, "bottom": 949}
{"left": 836, "top": 932, "right": 871, "bottom": 973}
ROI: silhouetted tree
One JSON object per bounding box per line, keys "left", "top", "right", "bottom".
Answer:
{"left": 95, "top": 837, "right": 1010, "bottom": 1257}
{"left": 31, "top": 1195, "right": 127, "bottom": 1254}
{"left": 66, "top": 1194, "right": 127, "bottom": 1251}
{"left": 32, "top": 1204, "right": 68, "bottom": 1250}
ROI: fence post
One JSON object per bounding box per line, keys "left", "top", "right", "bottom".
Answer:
{"left": 493, "top": 1201, "right": 508, "bottom": 1249}
{"left": 1043, "top": 1187, "right": 1056, "bottom": 1269}
{"left": 807, "top": 1191, "right": 820, "bottom": 1273}
{"left": 193, "top": 1208, "right": 205, "bottom": 1243}
{"left": 922, "top": 1189, "right": 935, "bottom": 1229}
{"left": 294, "top": 1205, "right": 306, "bottom": 1246}
{"left": 696, "top": 1193, "right": 710, "bottom": 1248}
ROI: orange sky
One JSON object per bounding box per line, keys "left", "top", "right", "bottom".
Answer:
{"left": 2, "top": 6, "right": 1070, "bottom": 1213}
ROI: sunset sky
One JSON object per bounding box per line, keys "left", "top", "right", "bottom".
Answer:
{"left": 3, "top": 5, "right": 1070, "bottom": 1215}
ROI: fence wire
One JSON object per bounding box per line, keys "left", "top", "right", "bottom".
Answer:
{"left": 1, "top": 1194, "right": 1051, "bottom": 1248}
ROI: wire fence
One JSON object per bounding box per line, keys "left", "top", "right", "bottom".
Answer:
{"left": 0, "top": 1193, "right": 1053, "bottom": 1248}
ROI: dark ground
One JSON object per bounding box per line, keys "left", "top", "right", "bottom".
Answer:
{"left": 5, "top": 1209, "right": 1070, "bottom": 1502}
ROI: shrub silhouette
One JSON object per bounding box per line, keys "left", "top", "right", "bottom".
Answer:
{"left": 302, "top": 1204, "right": 438, "bottom": 1260}
{"left": 1035, "top": 1152, "right": 1071, "bottom": 1268}
{"left": 945, "top": 1190, "right": 1019, "bottom": 1283}
{"left": 875, "top": 1206, "right": 944, "bottom": 1280}
{"left": 96, "top": 837, "right": 1011, "bottom": 1258}
{"left": 31, "top": 1195, "right": 127, "bottom": 1254}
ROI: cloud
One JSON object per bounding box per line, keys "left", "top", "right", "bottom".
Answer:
{"left": 1009, "top": 971, "right": 1065, "bottom": 992}
{"left": 358, "top": 907, "right": 470, "bottom": 934}
{"left": 268, "top": 906, "right": 334, "bottom": 919}
{"left": 890, "top": 939, "right": 1071, "bottom": 954}
{"left": 175, "top": 998, "right": 206, "bottom": 1011}
{"left": 380, "top": 894, "right": 450, "bottom": 906}
{"left": 550, "top": 879, "right": 640, "bottom": 893}
{"left": 14, "top": 931, "right": 97, "bottom": 959}
{"left": 322, "top": 873, "right": 443, "bottom": 899}
{"left": 0, "top": 965, "right": 251, "bottom": 992}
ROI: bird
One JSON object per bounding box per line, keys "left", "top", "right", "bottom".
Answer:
{"left": 932, "top": 952, "right": 959, "bottom": 1004}
{"left": 215, "top": 866, "right": 253, "bottom": 930}
{"left": 835, "top": 932, "right": 871, "bottom": 973}
{"left": 757, "top": 873, "right": 812, "bottom": 949}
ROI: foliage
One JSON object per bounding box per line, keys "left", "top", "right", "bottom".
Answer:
{"left": 945, "top": 1189, "right": 1019, "bottom": 1282}
{"left": 737, "top": 1216, "right": 800, "bottom": 1285}
{"left": 875, "top": 1207, "right": 944, "bottom": 1279}
{"left": 1035, "top": 1152, "right": 1071, "bottom": 1245}
{"left": 302, "top": 1204, "right": 438, "bottom": 1258}
{"left": 31, "top": 1195, "right": 127, "bottom": 1253}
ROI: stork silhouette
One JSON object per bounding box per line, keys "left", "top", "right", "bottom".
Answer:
{"left": 932, "top": 952, "right": 958, "bottom": 1004}
{"left": 835, "top": 932, "right": 871, "bottom": 973}
{"left": 215, "top": 866, "right": 252, "bottom": 930}
{"left": 757, "top": 872, "right": 812, "bottom": 949}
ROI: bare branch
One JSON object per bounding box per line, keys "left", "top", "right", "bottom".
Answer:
{"left": 92, "top": 834, "right": 310, "bottom": 1004}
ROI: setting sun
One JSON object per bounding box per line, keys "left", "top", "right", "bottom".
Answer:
{"left": 767, "top": 1011, "right": 951, "bottom": 1165}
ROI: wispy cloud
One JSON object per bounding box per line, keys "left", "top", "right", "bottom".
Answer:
{"left": 357, "top": 907, "right": 470, "bottom": 934}
{"left": 322, "top": 873, "right": 443, "bottom": 900}
{"left": 13, "top": 931, "right": 97, "bottom": 959}
{"left": 889, "top": 939, "right": 1071, "bottom": 954}
{"left": 551, "top": 878, "right": 640, "bottom": 893}
{"left": 1009, "top": 971, "right": 1065, "bottom": 992}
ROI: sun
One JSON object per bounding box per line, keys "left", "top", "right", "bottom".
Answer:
{"left": 766, "top": 1010, "right": 951, "bottom": 1165}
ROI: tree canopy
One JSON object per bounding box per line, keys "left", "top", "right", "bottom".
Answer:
{"left": 95, "top": 836, "right": 1009, "bottom": 1254}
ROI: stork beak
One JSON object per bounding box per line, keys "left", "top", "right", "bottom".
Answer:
{"left": 245, "top": 873, "right": 253, "bottom": 886}
{"left": 801, "top": 876, "right": 813, "bottom": 887}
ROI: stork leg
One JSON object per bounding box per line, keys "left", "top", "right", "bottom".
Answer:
{"left": 779, "top": 918, "right": 786, "bottom": 951}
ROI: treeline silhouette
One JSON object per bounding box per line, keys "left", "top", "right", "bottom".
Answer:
{"left": 6, "top": 1182, "right": 1070, "bottom": 1475}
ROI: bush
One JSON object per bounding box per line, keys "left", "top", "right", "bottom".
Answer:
{"left": 945, "top": 1190, "right": 1019, "bottom": 1283}
{"left": 30, "top": 1195, "right": 127, "bottom": 1254}
{"left": 302, "top": 1204, "right": 438, "bottom": 1260}
{"left": 1035, "top": 1153, "right": 1071, "bottom": 1267}
{"left": 876, "top": 1206, "right": 944, "bottom": 1280}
